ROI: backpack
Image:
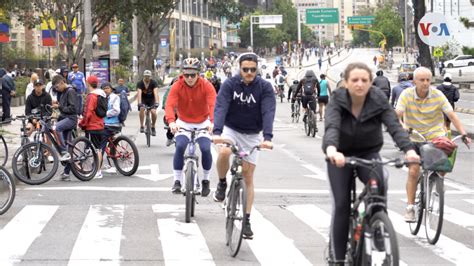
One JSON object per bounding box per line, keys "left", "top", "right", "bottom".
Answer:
{"left": 303, "top": 79, "right": 315, "bottom": 95}
{"left": 278, "top": 75, "right": 285, "bottom": 84}
{"left": 118, "top": 90, "right": 131, "bottom": 123}
{"left": 95, "top": 94, "right": 108, "bottom": 118}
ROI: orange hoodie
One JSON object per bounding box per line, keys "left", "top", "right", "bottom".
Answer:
{"left": 165, "top": 76, "right": 216, "bottom": 124}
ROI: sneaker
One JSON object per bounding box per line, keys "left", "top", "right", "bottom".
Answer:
{"left": 243, "top": 220, "right": 254, "bottom": 239}
{"left": 60, "top": 173, "right": 71, "bottom": 181}
{"left": 171, "top": 180, "right": 182, "bottom": 194}
{"left": 213, "top": 181, "right": 227, "bottom": 202}
{"left": 151, "top": 127, "right": 156, "bottom": 136}
{"left": 140, "top": 127, "right": 144, "bottom": 133}
{"left": 59, "top": 152, "right": 71, "bottom": 162}
{"left": 201, "top": 180, "right": 210, "bottom": 197}
{"left": 47, "top": 155, "right": 54, "bottom": 163}
{"left": 94, "top": 170, "right": 103, "bottom": 179}
{"left": 166, "top": 139, "right": 174, "bottom": 147}
{"left": 404, "top": 205, "right": 416, "bottom": 223}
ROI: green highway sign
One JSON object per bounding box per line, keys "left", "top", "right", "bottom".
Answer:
{"left": 347, "top": 16, "right": 375, "bottom": 25}
{"left": 306, "top": 8, "right": 339, "bottom": 24}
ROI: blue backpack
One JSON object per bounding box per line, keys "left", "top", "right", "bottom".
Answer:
{"left": 118, "top": 90, "right": 131, "bottom": 123}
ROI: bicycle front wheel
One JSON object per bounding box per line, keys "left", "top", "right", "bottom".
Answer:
{"left": 0, "top": 136, "right": 7, "bottom": 167}
{"left": 111, "top": 135, "right": 139, "bottom": 176}
{"left": 226, "top": 179, "right": 247, "bottom": 257}
{"left": 184, "top": 161, "right": 195, "bottom": 223}
{"left": 69, "top": 137, "right": 99, "bottom": 181}
{"left": 145, "top": 113, "right": 151, "bottom": 147}
{"left": 409, "top": 174, "right": 424, "bottom": 235}
{"left": 361, "top": 211, "right": 400, "bottom": 266}
{"left": 425, "top": 173, "right": 444, "bottom": 244}
{"left": 0, "top": 166, "right": 15, "bottom": 215}
{"left": 12, "top": 142, "right": 58, "bottom": 185}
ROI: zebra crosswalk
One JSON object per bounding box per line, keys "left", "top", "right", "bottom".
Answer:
{"left": 0, "top": 200, "right": 473, "bottom": 265}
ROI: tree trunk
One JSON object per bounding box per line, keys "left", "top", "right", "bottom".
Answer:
{"left": 413, "top": 0, "right": 434, "bottom": 73}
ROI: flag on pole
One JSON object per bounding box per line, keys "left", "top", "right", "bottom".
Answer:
{"left": 0, "top": 23, "right": 10, "bottom": 43}
{"left": 41, "top": 17, "right": 57, "bottom": 46}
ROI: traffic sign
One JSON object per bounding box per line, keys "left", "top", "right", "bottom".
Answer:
{"left": 347, "top": 16, "right": 375, "bottom": 25}
{"left": 433, "top": 48, "right": 444, "bottom": 57}
{"left": 417, "top": 13, "right": 451, "bottom": 46}
{"left": 306, "top": 8, "right": 339, "bottom": 24}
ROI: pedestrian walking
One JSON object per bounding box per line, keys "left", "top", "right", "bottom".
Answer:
{"left": 0, "top": 68, "right": 16, "bottom": 123}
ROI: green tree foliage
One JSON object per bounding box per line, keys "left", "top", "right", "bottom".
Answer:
{"left": 370, "top": 5, "right": 403, "bottom": 48}
{"left": 238, "top": 0, "right": 315, "bottom": 49}
{"left": 209, "top": 0, "right": 248, "bottom": 24}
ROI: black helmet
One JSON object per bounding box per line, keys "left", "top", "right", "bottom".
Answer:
{"left": 376, "top": 70, "right": 384, "bottom": 76}
{"left": 293, "top": 80, "right": 299, "bottom": 84}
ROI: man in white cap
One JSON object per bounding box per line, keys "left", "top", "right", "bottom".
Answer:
{"left": 137, "top": 70, "right": 160, "bottom": 135}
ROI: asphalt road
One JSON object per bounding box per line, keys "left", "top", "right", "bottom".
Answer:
{"left": 0, "top": 49, "right": 473, "bottom": 265}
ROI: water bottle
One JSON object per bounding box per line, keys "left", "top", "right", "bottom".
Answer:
{"left": 354, "top": 202, "right": 365, "bottom": 241}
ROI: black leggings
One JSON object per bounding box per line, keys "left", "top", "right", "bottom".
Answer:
{"left": 327, "top": 152, "right": 385, "bottom": 261}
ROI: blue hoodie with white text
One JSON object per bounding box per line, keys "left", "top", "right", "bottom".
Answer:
{"left": 213, "top": 75, "right": 276, "bottom": 141}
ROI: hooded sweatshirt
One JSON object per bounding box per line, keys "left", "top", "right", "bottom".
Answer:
{"left": 213, "top": 74, "right": 276, "bottom": 141}
{"left": 25, "top": 90, "right": 52, "bottom": 116}
{"left": 79, "top": 89, "right": 106, "bottom": 131}
{"left": 391, "top": 80, "right": 413, "bottom": 107}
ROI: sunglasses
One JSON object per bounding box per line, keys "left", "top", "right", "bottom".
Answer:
{"left": 184, "top": 73, "right": 197, "bottom": 78}
{"left": 241, "top": 67, "right": 257, "bottom": 73}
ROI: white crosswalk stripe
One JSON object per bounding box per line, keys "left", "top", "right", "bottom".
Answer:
{"left": 68, "top": 205, "right": 125, "bottom": 266}
{"left": 1, "top": 203, "right": 473, "bottom": 265}
{"left": 0, "top": 205, "right": 58, "bottom": 264}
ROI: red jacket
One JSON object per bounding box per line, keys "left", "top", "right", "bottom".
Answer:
{"left": 79, "top": 89, "right": 105, "bottom": 131}
{"left": 165, "top": 76, "right": 216, "bottom": 124}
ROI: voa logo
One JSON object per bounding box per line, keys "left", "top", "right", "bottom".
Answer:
{"left": 418, "top": 13, "right": 451, "bottom": 47}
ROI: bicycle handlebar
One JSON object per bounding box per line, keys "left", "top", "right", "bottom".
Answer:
{"left": 214, "top": 139, "right": 272, "bottom": 158}
{"left": 344, "top": 157, "right": 419, "bottom": 169}
{"left": 408, "top": 128, "right": 470, "bottom": 149}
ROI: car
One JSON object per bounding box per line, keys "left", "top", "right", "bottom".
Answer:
{"left": 398, "top": 62, "right": 418, "bottom": 80}
{"left": 444, "top": 55, "right": 474, "bottom": 68}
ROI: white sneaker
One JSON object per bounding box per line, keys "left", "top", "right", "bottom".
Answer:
{"left": 94, "top": 170, "right": 103, "bottom": 179}
{"left": 47, "top": 155, "right": 54, "bottom": 163}
{"left": 404, "top": 205, "right": 416, "bottom": 223}
{"left": 59, "top": 152, "right": 71, "bottom": 162}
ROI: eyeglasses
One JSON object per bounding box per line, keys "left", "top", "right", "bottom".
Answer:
{"left": 241, "top": 67, "right": 257, "bottom": 73}
{"left": 184, "top": 73, "right": 197, "bottom": 78}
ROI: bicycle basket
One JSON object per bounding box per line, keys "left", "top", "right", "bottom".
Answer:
{"left": 420, "top": 143, "right": 456, "bottom": 172}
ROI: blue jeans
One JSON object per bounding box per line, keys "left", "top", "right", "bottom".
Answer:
{"left": 55, "top": 117, "right": 76, "bottom": 152}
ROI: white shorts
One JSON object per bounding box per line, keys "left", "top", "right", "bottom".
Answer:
{"left": 221, "top": 126, "right": 261, "bottom": 165}
{"left": 175, "top": 119, "right": 211, "bottom": 140}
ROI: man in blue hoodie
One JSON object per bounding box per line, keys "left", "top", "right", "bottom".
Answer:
{"left": 212, "top": 52, "right": 276, "bottom": 239}
{"left": 391, "top": 73, "right": 413, "bottom": 108}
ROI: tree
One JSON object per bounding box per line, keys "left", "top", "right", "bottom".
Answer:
{"left": 412, "top": 0, "right": 434, "bottom": 71}
{"left": 209, "top": 0, "right": 248, "bottom": 24}
{"left": 370, "top": 5, "right": 403, "bottom": 49}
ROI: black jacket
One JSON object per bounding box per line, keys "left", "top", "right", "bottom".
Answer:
{"left": 58, "top": 86, "right": 78, "bottom": 121}
{"left": 25, "top": 91, "right": 52, "bottom": 116}
{"left": 437, "top": 83, "right": 459, "bottom": 107}
{"left": 372, "top": 76, "right": 391, "bottom": 99}
{"left": 322, "top": 87, "right": 413, "bottom": 156}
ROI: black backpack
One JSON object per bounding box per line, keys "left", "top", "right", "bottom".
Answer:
{"left": 95, "top": 94, "right": 108, "bottom": 118}
{"left": 118, "top": 90, "right": 131, "bottom": 123}
{"left": 303, "top": 79, "right": 315, "bottom": 95}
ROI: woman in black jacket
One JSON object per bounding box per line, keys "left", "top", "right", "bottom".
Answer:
{"left": 322, "top": 62, "right": 419, "bottom": 265}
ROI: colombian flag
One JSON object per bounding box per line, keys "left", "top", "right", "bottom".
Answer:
{"left": 0, "top": 23, "right": 10, "bottom": 43}
{"left": 41, "top": 17, "right": 57, "bottom": 46}
{"left": 62, "top": 17, "right": 77, "bottom": 43}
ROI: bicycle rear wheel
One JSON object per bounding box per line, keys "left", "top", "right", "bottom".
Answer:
{"left": 145, "top": 113, "right": 151, "bottom": 147}
{"left": 12, "top": 142, "right": 58, "bottom": 185}
{"left": 111, "top": 135, "right": 139, "bottom": 176}
{"left": 304, "top": 113, "right": 311, "bottom": 136}
{"left": 361, "top": 211, "right": 400, "bottom": 266}
{"left": 226, "top": 179, "right": 247, "bottom": 257}
{"left": 184, "top": 161, "right": 195, "bottom": 223}
{"left": 69, "top": 137, "right": 99, "bottom": 181}
{"left": 295, "top": 103, "right": 300, "bottom": 123}
{"left": 409, "top": 175, "right": 424, "bottom": 235}
{"left": 425, "top": 173, "right": 444, "bottom": 244}
{"left": 0, "top": 166, "right": 15, "bottom": 215}
{"left": 310, "top": 111, "right": 317, "bottom": 137}
{"left": 0, "top": 136, "right": 7, "bottom": 167}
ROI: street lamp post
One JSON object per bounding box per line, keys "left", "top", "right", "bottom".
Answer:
{"left": 250, "top": 15, "right": 254, "bottom": 48}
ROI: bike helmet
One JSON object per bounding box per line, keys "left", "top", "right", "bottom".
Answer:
{"left": 432, "top": 136, "right": 457, "bottom": 156}
{"left": 376, "top": 70, "right": 383, "bottom": 76}
{"left": 293, "top": 80, "right": 299, "bottom": 84}
{"left": 182, "top": 58, "right": 201, "bottom": 71}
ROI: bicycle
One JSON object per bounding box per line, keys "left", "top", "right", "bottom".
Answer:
{"left": 215, "top": 140, "right": 264, "bottom": 257}
{"left": 143, "top": 105, "right": 154, "bottom": 147}
{"left": 304, "top": 98, "right": 317, "bottom": 137}
{"left": 178, "top": 128, "right": 208, "bottom": 223}
{"left": 0, "top": 166, "right": 15, "bottom": 215}
{"left": 408, "top": 130, "right": 469, "bottom": 244}
{"left": 102, "top": 126, "right": 140, "bottom": 176}
{"left": 291, "top": 97, "right": 301, "bottom": 123}
{"left": 326, "top": 157, "right": 410, "bottom": 266}
{"left": 0, "top": 121, "right": 10, "bottom": 166}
